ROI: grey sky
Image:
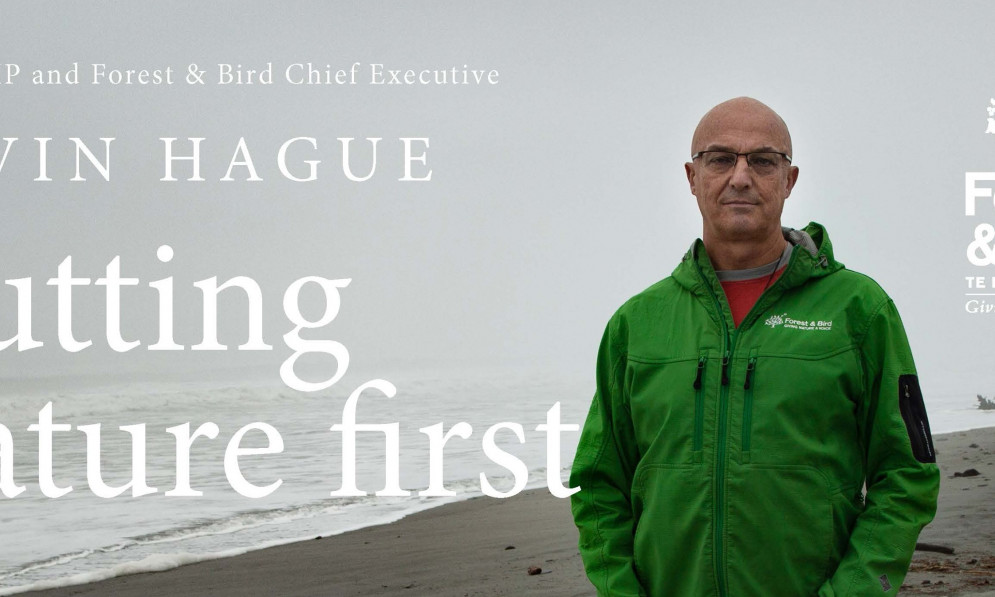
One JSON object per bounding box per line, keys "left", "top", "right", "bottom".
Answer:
{"left": 1, "top": 2, "right": 993, "bottom": 401}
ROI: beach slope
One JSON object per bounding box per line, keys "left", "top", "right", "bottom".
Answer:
{"left": 19, "top": 427, "right": 994, "bottom": 596}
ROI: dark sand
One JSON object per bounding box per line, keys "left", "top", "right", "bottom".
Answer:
{"left": 903, "top": 428, "right": 995, "bottom": 596}
{"left": 20, "top": 427, "right": 995, "bottom": 597}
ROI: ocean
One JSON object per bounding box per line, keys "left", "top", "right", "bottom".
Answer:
{"left": 0, "top": 369, "right": 990, "bottom": 594}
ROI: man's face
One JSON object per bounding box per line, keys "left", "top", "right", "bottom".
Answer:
{"left": 684, "top": 101, "right": 799, "bottom": 245}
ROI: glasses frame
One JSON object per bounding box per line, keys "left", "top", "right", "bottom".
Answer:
{"left": 691, "top": 150, "right": 793, "bottom": 167}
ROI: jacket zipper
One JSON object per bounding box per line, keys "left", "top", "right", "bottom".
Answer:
{"left": 693, "top": 354, "right": 707, "bottom": 461}
{"left": 742, "top": 352, "right": 758, "bottom": 463}
{"left": 692, "top": 255, "right": 733, "bottom": 597}
{"left": 692, "top": 247, "right": 790, "bottom": 597}
{"left": 715, "top": 342, "right": 733, "bottom": 597}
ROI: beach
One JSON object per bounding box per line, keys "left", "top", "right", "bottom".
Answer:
{"left": 904, "top": 428, "right": 995, "bottom": 596}
{"left": 18, "top": 426, "right": 994, "bottom": 597}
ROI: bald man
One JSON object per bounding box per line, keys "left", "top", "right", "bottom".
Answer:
{"left": 570, "top": 98, "right": 939, "bottom": 596}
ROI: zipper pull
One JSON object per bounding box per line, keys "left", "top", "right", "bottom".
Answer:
{"left": 904, "top": 384, "right": 910, "bottom": 399}
{"left": 693, "top": 356, "right": 706, "bottom": 389}
{"left": 744, "top": 357, "right": 757, "bottom": 390}
{"left": 721, "top": 351, "right": 730, "bottom": 386}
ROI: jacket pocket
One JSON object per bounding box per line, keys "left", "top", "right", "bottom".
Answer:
{"left": 741, "top": 348, "right": 758, "bottom": 464}
{"left": 693, "top": 351, "right": 707, "bottom": 463}
{"left": 898, "top": 374, "right": 936, "bottom": 463}
{"left": 829, "top": 485, "right": 864, "bottom": 574}
{"left": 726, "top": 463, "right": 833, "bottom": 596}
{"left": 632, "top": 463, "right": 713, "bottom": 595}
{"left": 627, "top": 354, "right": 710, "bottom": 465}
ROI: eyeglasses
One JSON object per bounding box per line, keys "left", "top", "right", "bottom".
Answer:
{"left": 691, "top": 151, "right": 792, "bottom": 175}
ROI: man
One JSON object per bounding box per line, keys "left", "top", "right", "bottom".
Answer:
{"left": 570, "top": 97, "right": 939, "bottom": 596}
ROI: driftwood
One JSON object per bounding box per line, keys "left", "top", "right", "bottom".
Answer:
{"left": 916, "top": 542, "right": 956, "bottom": 555}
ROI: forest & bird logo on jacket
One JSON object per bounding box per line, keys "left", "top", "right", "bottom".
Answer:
{"left": 764, "top": 312, "right": 833, "bottom": 331}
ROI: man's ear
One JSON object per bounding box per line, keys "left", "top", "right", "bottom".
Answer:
{"left": 784, "top": 165, "right": 799, "bottom": 198}
{"left": 685, "top": 162, "right": 697, "bottom": 195}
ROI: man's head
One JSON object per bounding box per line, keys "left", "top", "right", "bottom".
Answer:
{"left": 685, "top": 97, "right": 799, "bottom": 259}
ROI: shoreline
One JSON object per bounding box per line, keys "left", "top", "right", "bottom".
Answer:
{"left": 14, "top": 426, "right": 995, "bottom": 597}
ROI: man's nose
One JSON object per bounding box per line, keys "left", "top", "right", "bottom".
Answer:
{"left": 729, "top": 155, "right": 752, "bottom": 189}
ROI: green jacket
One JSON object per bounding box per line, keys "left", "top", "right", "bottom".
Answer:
{"left": 570, "top": 223, "right": 939, "bottom": 596}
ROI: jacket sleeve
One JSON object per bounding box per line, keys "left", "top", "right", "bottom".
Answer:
{"left": 569, "top": 316, "right": 646, "bottom": 597}
{"left": 818, "top": 298, "right": 940, "bottom": 596}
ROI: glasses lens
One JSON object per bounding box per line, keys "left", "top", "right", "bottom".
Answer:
{"left": 746, "top": 153, "right": 782, "bottom": 174}
{"left": 703, "top": 151, "right": 737, "bottom": 170}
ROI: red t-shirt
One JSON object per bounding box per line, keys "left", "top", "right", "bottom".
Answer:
{"left": 720, "top": 266, "right": 786, "bottom": 327}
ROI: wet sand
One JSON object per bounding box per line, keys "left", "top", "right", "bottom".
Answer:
{"left": 19, "top": 427, "right": 995, "bottom": 596}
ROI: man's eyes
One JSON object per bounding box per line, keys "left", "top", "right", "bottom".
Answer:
{"left": 707, "top": 154, "right": 736, "bottom": 165}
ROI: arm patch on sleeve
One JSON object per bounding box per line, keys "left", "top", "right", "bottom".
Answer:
{"left": 898, "top": 374, "right": 936, "bottom": 463}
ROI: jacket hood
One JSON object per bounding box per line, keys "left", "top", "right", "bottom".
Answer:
{"left": 673, "top": 222, "right": 844, "bottom": 297}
